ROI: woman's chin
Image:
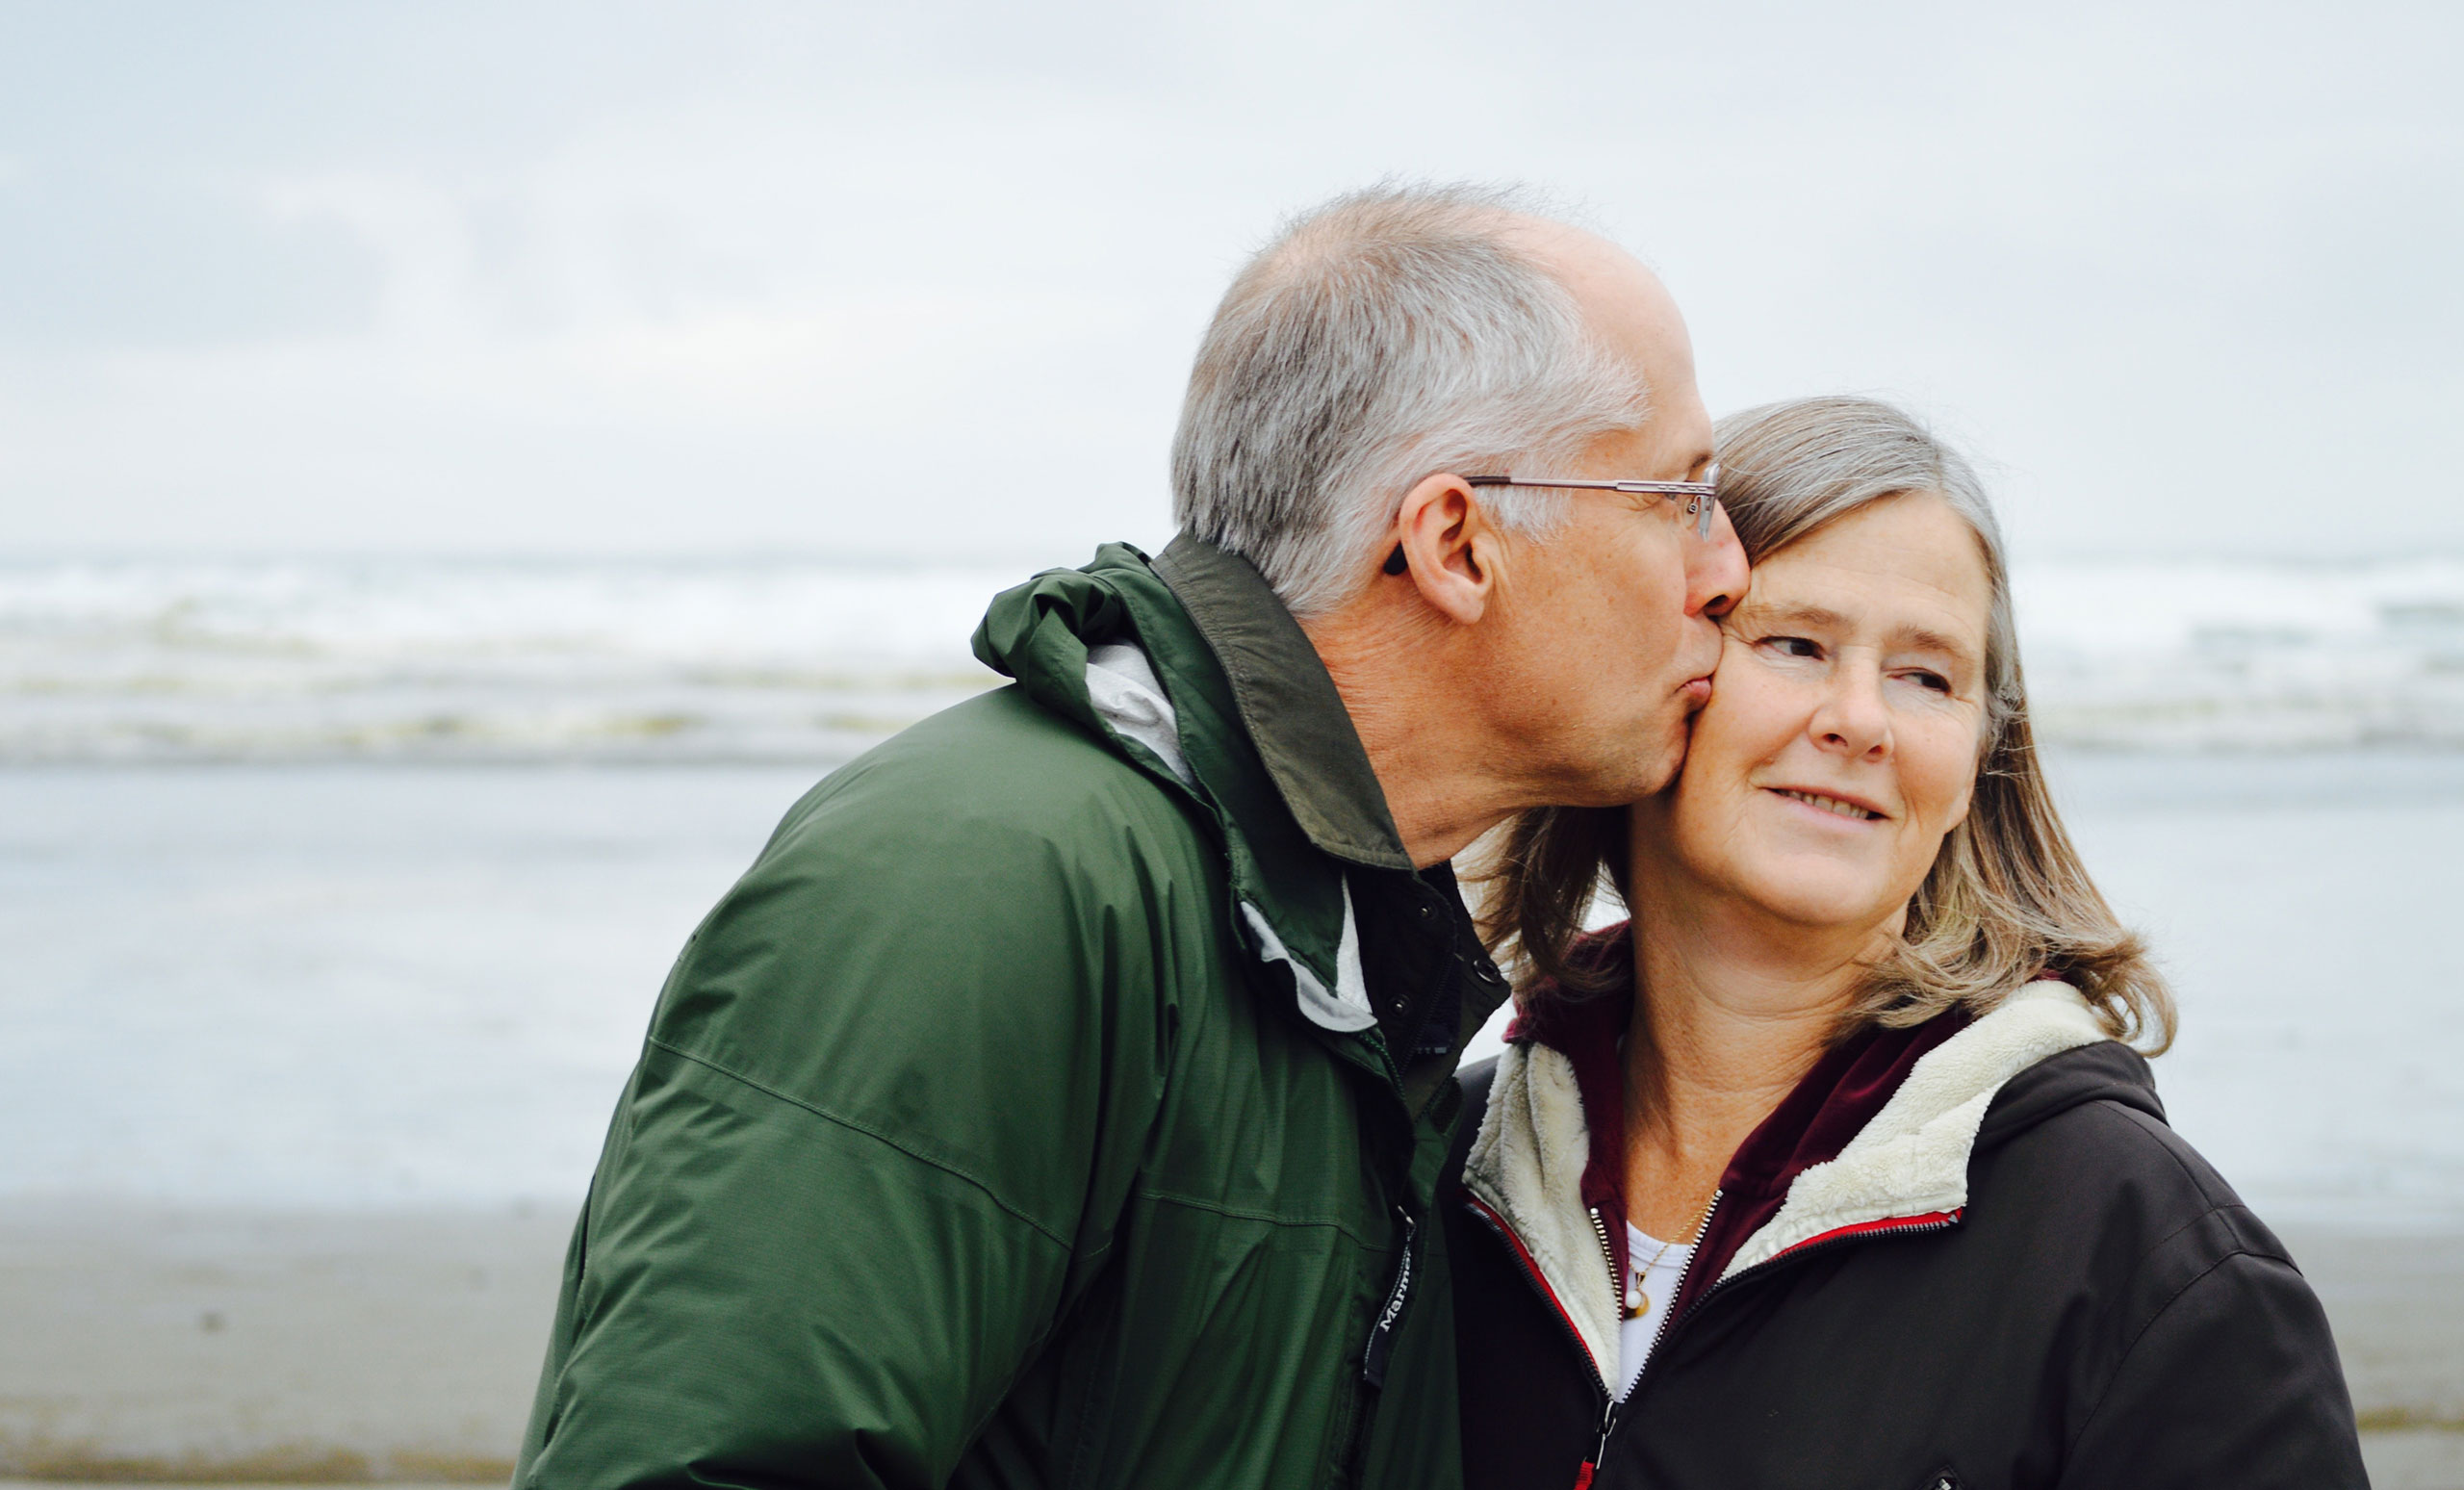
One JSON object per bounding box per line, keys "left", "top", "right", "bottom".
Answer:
{"left": 1726, "top": 867, "right": 1901, "bottom": 934}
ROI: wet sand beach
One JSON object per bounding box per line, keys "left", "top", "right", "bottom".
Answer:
{"left": 6, "top": 758, "right": 2461, "bottom": 1485}
{"left": 1, "top": 1203, "right": 2457, "bottom": 1486}
{"left": 0, "top": 1203, "right": 570, "bottom": 1483}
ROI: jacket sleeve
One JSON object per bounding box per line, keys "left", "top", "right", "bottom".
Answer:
{"left": 515, "top": 768, "right": 1189, "bottom": 1490}
{"left": 2058, "top": 1244, "right": 2370, "bottom": 1490}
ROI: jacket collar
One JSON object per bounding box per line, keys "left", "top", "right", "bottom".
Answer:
{"left": 970, "top": 540, "right": 1387, "bottom": 1033}
{"left": 1460, "top": 931, "right": 2110, "bottom": 1388}
{"left": 1151, "top": 533, "right": 1413, "bottom": 873}
{"left": 1709, "top": 982, "right": 2103, "bottom": 1281}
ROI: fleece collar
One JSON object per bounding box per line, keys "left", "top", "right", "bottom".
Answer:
{"left": 1460, "top": 951, "right": 2111, "bottom": 1389}
{"left": 1713, "top": 982, "right": 2107, "bottom": 1278}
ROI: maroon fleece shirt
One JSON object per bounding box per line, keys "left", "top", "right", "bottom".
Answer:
{"left": 1505, "top": 924, "right": 1969, "bottom": 1322}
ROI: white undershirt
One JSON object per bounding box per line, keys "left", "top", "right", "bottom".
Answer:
{"left": 1616, "top": 1223, "right": 1696, "bottom": 1400}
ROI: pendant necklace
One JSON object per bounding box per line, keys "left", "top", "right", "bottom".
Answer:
{"left": 1624, "top": 1192, "right": 1716, "bottom": 1322}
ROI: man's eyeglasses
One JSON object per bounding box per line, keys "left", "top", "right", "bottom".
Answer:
{"left": 1379, "top": 463, "right": 1724, "bottom": 575}
{"left": 1465, "top": 463, "right": 1723, "bottom": 541}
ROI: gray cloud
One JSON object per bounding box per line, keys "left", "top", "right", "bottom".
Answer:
{"left": 1, "top": 0, "right": 2456, "bottom": 565}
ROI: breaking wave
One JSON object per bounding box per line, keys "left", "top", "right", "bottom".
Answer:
{"left": 2, "top": 553, "right": 2459, "bottom": 761}
{"left": 2014, "top": 557, "right": 2464, "bottom": 750}
{"left": 0, "top": 558, "right": 1012, "bottom": 763}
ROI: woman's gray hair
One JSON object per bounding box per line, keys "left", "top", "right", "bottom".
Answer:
{"left": 1476, "top": 396, "right": 2176, "bottom": 1053}
{"left": 1718, "top": 397, "right": 2022, "bottom": 743}
{"left": 1170, "top": 183, "right": 1647, "bottom": 618}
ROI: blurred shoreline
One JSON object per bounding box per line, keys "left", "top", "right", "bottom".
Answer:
{"left": 5, "top": 554, "right": 2464, "bottom": 763}
{"left": 1, "top": 1200, "right": 2455, "bottom": 1485}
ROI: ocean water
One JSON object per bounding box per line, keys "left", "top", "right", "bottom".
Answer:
{"left": 3, "top": 752, "right": 2459, "bottom": 1231}
{"left": 2, "top": 555, "right": 2460, "bottom": 1231}
{"left": 0, "top": 558, "right": 1015, "bottom": 763}
{"left": 5, "top": 553, "right": 2463, "bottom": 760}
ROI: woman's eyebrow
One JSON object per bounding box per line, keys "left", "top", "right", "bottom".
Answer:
{"left": 1895, "top": 625, "right": 1981, "bottom": 663}
{"left": 1750, "top": 603, "right": 1979, "bottom": 664}
{"left": 1750, "top": 602, "right": 1850, "bottom": 631}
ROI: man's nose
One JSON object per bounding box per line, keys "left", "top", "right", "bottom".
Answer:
{"left": 1687, "top": 505, "right": 1750, "bottom": 618}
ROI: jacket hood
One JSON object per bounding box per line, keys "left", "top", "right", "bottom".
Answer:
{"left": 1459, "top": 941, "right": 2121, "bottom": 1390}
{"left": 971, "top": 537, "right": 1397, "bottom": 1036}
{"left": 1976, "top": 1036, "right": 2164, "bottom": 1146}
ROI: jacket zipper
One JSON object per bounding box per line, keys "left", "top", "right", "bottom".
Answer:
{"left": 1735, "top": 1210, "right": 1959, "bottom": 1297}
{"left": 1638, "top": 1190, "right": 1722, "bottom": 1363}
{"left": 1574, "top": 1206, "right": 1623, "bottom": 1488}
{"left": 1338, "top": 1203, "right": 1424, "bottom": 1485}
{"left": 1585, "top": 1205, "right": 1623, "bottom": 1314}
{"left": 1358, "top": 1206, "right": 1419, "bottom": 1390}
{"left": 1666, "top": 1208, "right": 1958, "bottom": 1348}
{"left": 1573, "top": 1189, "right": 1722, "bottom": 1485}
{"left": 1461, "top": 1195, "right": 1611, "bottom": 1402}
{"left": 1619, "top": 1205, "right": 1960, "bottom": 1415}
{"left": 1476, "top": 1190, "right": 1957, "bottom": 1486}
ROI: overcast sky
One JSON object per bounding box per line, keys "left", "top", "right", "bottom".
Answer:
{"left": 2, "top": 0, "right": 2456, "bottom": 568}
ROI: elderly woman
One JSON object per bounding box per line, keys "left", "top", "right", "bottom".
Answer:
{"left": 1442, "top": 398, "right": 2366, "bottom": 1489}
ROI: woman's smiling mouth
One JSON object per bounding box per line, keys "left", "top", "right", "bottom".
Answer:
{"left": 1768, "top": 786, "right": 1886, "bottom": 821}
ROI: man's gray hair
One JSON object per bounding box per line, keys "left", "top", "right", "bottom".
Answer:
{"left": 1170, "top": 183, "right": 1649, "bottom": 617}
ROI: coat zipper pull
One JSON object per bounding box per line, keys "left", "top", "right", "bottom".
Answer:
{"left": 1574, "top": 1400, "right": 1613, "bottom": 1488}
{"left": 1359, "top": 1208, "right": 1418, "bottom": 1390}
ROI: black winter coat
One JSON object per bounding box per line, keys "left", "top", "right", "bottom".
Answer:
{"left": 1442, "top": 1039, "right": 2369, "bottom": 1490}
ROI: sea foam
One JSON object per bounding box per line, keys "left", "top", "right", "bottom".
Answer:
{"left": 2, "top": 553, "right": 2459, "bottom": 760}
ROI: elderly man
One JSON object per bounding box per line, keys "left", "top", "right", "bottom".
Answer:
{"left": 515, "top": 184, "right": 1746, "bottom": 1490}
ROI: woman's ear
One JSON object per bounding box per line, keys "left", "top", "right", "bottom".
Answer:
{"left": 1390, "top": 473, "right": 1496, "bottom": 625}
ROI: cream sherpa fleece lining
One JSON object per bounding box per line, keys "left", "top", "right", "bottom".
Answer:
{"left": 1720, "top": 982, "right": 2107, "bottom": 1276}
{"left": 1462, "top": 982, "right": 2112, "bottom": 1388}
{"left": 1463, "top": 1040, "right": 1620, "bottom": 1381}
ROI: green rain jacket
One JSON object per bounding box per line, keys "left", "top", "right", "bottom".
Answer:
{"left": 515, "top": 535, "right": 1512, "bottom": 1490}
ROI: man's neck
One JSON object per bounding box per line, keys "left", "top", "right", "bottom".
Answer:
{"left": 1300, "top": 610, "right": 1514, "bottom": 869}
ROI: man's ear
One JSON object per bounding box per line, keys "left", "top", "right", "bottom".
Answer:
{"left": 1389, "top": 473, "right": 1497, "bottom": 624}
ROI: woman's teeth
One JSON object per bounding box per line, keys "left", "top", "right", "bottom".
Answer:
{"left": 1776, "top": 788, "right": 1881, "bottom": 820}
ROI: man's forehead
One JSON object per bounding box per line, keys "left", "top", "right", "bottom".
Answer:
{"left": 1532, "top": 232, "right": 1687, "bottom": 373}
{"left": 1523, "top": 223, "right": 1666, "bottom": 309}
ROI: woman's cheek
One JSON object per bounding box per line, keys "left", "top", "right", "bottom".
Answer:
{"left": 1904, "top": 710, "right": 1983, "bottom": 837}
{"left": 1716, "top": 657, "right": 1801, "bottom": 758}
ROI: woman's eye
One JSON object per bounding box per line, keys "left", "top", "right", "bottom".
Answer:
{"left": 1902, "top": 669, "right": 1952, "bottom": 694}
{"left": 1760, "top": 635, "right": 1822, "bottom": 659}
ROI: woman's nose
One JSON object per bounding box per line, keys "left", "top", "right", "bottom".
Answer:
{"left": 1810, "top": 666, "right": 1891, "bottom": 758}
